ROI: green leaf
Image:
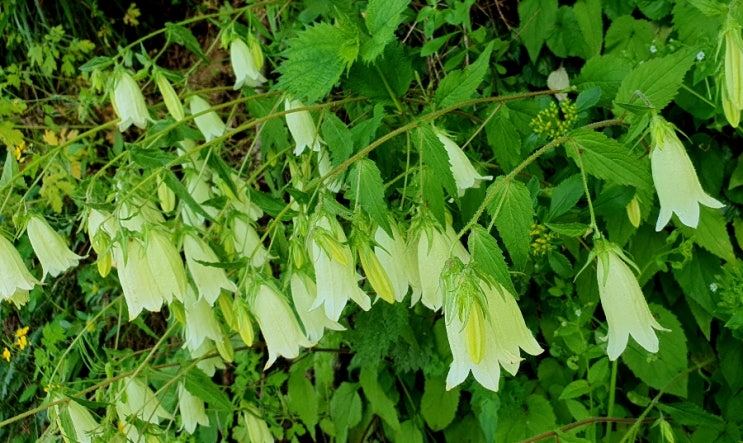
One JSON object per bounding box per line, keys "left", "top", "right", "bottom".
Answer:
{"left": 165, "top": 22, "right": 207, "bottom": 62}
{"left": 288, "top": 369, "right": 318, "bottom": 437}
{"left": 321, "top": 113, "right": 353, "bottom": 167}
{"left": 672, "top": 249, "right": 720, "bottom": 317}
{"left": 420, "top": 376, "right": 459, "bottom": 431}
{"left": 622, "top": 304, "right": 688, "bottom": 398}
{"left": 468, "top": 225, "right": 517, "bottom": 296}
{"left": 330, "top": 382, "right": 362, "bottom": 443}
{"left": 485, "top": 106, "right": 522, "bottom": 172}
{"left": 434, "top": 42, "right": 493, "bottom": 109}
{"left": 574, "top": 55, "right": 632, "bottom": 107}
{"left": 657, "top": 402, "right": 724, "bottom": 427}
{"left": 573, "top": 0, "right": 603, "bottom": 59}
{"left": 0, "top": 150, "right": 19, "bottom": 188}
{"left": 78, "top": 56, "right": 113, "bottom": 72}
{"left": 0, "top": 121, "right": 23, "bottom": 148}
{"left": 276, "top": 22, "right": 359, "bottom": 104}
{"left": 615, "top": 50, "right": 695, "bottom": 112}
{"left": 475, "top": 394, "right": 500, "bottom": 443}
{"left": 360, "top": 367, "right": 400, "bottom": 430}
{"left": 549, "top": 174, "right": 584, "bottom": 220}
{"left": 518, "top": 0, "right": 558, "bottom": 62}
{"left": 604, "top": 16, "right": 653, "bottom": 61}
{"left": 360, "top": 0, "right": 410, "bottom": 62}
{"left": 564, "top": 129, "right": 652, "bottom": 190}
{"left": 496, "top": 394, "right": 556, "bottom": 441}
{"left": 345, "top": 42, "right": 414, "bottom": 101}
{"left": 346, "top": 158, "right": 390, "bottom": 233}
{"left": 546, "top": 6, "right": 585, "bottom": 59}
{"left": 680, "top": 207, "right": 735, "bottom": 263}
{"left": 184, "top": 369, "right": 232, "bottom": 411}
{"left": 486, "top": 177, "right": 534, "bottom": 269}
{"left": 393, "top": 420, "right": 424, "bottom": 443}
{"left": 414, "top": 126, "right": 457, "bottom": 199}
{"left": 559, "top": 380, "right": 591, "bottom": 400}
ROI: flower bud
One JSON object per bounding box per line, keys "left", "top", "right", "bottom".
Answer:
{"left": 156, "top": 174, "right": 176, "bottom": 213}
{"left": 626, "top": 195, "right": 641, "bottom": 228}
{"left": 290, "top": 271, "right": 345, "bottom": 343}
{"left": 154, "top": 70, "right": 185, "bottom": 121}
{"left": 358, "top": 243, "right": 395, "bottom": 304}
{"left": 26, "top": 215, "right": 83, "bottom": 280}
{"left": 724, "top": 16, "right": 743, "bottom": 110}
{"left": 112, "top": 70, "right": 150, "bottom": 132}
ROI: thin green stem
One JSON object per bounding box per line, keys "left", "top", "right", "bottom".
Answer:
{"left": 606, "top": 359, "right": 618, "bottom": 442}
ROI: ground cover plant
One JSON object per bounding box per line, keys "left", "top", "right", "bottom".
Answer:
{"left": 2, "top": 0, "right": 743, "bottom": 441}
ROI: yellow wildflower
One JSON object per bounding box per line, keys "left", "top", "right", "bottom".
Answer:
{"left": 15, "top": 326, "right": 29, "bottom": 337}
{"left": 15, "top": 335, "right": 27, "bottom": 350}
{"left": 2, "top": 347, "right": 10, "bottom": 362}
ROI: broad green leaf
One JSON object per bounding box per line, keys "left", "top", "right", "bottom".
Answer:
{"left": 496, "top": 394, "right": 556, "bottom": 441}
{"left": 636, "top": 0, "right": 673, "bottom": 19}
{"left": 184, "top": 369, "right": 232, "bottom": 411}
{"left": 434, "top": 42, "right": 493, "bottom": 109}
{"left": 475, "top": 395, "right": 500, "bottom": 443}
{"left": 393, "top": 420, "right": 423, "bottom": 443}
{"left": 321, "top": 113, "right": 353, "bottom": 168}
{"left": 574, "top": 0, "right": 602, "bottom": 59}
{"left": 549, "top": 174, "right": 584, "bottom": 220}
{"left": 360, "top": 0, "right": 410, "bottom": 62}
{"left": 680, "top": 207, "right": 735, "bottom": 263}
{"left": 615, "top": 50, "right": 695, "bottom": 112}
{"left": 163, "top": 169, "right": 215, "bottom": 223}
{"left": 672, "top": 249, "right": 719, "bottom": 316}
{"left": 288, "top": 370, "right": 318, "bottom": 437}
{"left": 564, "top": 129, "right": 652, "bottom": 190}
{"left": 468, "top": 225, "right": 517, "bottom": 296}
{"left": 518, "top": 0, "right": 558, "bottom": 62}
{"left": 330, "top": 382, "right": 362, "bottom": 443}
{"left": 276, "top": 22, "right": 359, "bottom": 104}
{"left": 420, "top": 376, "right": 459, "bottom": 431}
{"left": 486, "top": 177, "right": 534, "bottom": 269}
{"left": 717, "top": 331, "right": 743, "bottom": 392}
{"left": 360, "top": 367, "right": 400, "bottom": 430}
{"left": 346, "top": 158, "right": 390, "bottom": 233}
{"left": 546, "top": 6, "right": 585, "bottom": 59}
{"left": 622, "top": 304, "right": 688, "bottom": 398}
{"left": 574, "top": 55, "right": 632, "bottom": 107}
{"left": 657, "top": 402, "right": 724, "bottom": 427}
{"left": 165, "top": 22, "right": 207, "bottom": 62}
{"left": 485, "top": 106, "right": 522, "bottom": 172}
{"left": 604, "top": 16, "right": 653, "bottom": 61}
{"left": 559, "top": 380, "right": 591, "bottom": 400}
{"left": 345, "top": 42, "right": 414, "bottom": 101}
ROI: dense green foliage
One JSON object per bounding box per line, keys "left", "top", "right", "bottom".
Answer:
{"left": 2, "top": 0, "right": 743, "bottom": 442}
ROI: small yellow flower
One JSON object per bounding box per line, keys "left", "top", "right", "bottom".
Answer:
{"left": 2, "top": 348, "right": 10, "bottom": 362}
{"left": 15, "top": 335, "right": 27, "bottom": 350}
{"left": 15, "top": 326, "right": 29, "bottom": 338}
{"left": 13, "top": 141, "right": 26, "bottom": 161}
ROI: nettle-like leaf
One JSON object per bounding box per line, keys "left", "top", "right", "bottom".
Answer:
{"left": 346, "top": 158, "right": 390, "bottom": 234}
{"left": 276, "top": 22, "right": 360, "bottom": 104}
{"left": 433, "top": 41, "right": 493, "bottom": 109}
{"left": 486, "top": 177, "right": 533, "bottom": 270}
{"left": 414, "top": 125, "right": 457, "bottom": 197}
{"left": 518, "top": 0, "right": 558, "bottom": 63}
{"left": 564, "top": 129, "right": 652, "bottom": 190}
{"left": 360, "top": 0, "right": 410, "bottom": 63}
{"left": 360, "top": 367, "right": 400, "bottom": 430}
{"left": 468, "top": 225, "right": 517, "bottom": 296}
{"left": 615, "top": 49, "right": 695, "bottom": 112}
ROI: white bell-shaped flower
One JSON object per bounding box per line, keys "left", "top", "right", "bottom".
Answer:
{"left": 112, "top": 70, "right": 150, "bottom": 132}
{"left": 52, "top": 396, "right": 103, "bottom": 443}
{"left": 184, "top": 234, "right": 237, "bottom": 305}
{"left": 433, "top": 127, "right": 492, "bottom": 196}
{"left": 190, "top": 96, "right": 226, "bottom": 142}
{"left": 26, "top": 215, "right": 83, "bottom": 280}
{"left": 416, "top": 218, "right": 470, "bottom": 311}
{"left": 290, "top": 271, "right": 345, "bottom": 343}
{"left": 182, "top": 288, "right": 224, "bottom": 351}
{"left": 178, "top": 382, "right": 209, "bottom": 434}
{"left": 650, "top": 116, "right": 723, "bottom": 231}
{"left": 0, "top": 235, "right": 40, "bottom": 304}
{"left": 285, "top": 98, "right": 323, "bottom": 155}
{"left": 231, "top": 37, "right": 267, "bottom": 89}
{"left": 374, "top": 223, "right": 411, "bottom": 303}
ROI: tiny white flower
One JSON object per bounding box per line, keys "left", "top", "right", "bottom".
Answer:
{"left": 285, "top": 98, "right": 323, "bottom": 155}
{"left": 595, "top": 239, "right": 669, "bottom": 360}
{"left": 445, "top": 279, "right": 543, "bottom": 391}
{"left": 231, "top": 37, "right": 267, "bottom": 89}
{"left": 696, "top": 51, "right": 705, "bottom": 61}
{"left": 251, "top": 281, "right": 313, "bottom": 369}
{"left": 184, "top": 234, "right": 237, "bottom": 305}
{"left": 190, "top": 96, "right": 226, "bottom": 142}
{"left": 112, "top": 70, "right": 150, "bottom": 132}
{"left": 0, "top": 235, "right": 40, "bottom": 304}
{"left": 26, "top": 215, "right": 83, "bottom": 280}
{"left": 709, "top": 283, "right": 718, "bottom": 292}
{"left": 650, "top": 116, "right": 724, "bottom": 231}
{"left": 178, "top": 382, "right": 209, "bottom": 434}
{"left": 649, "top": 45, "right": 658, "bottom": 54}
{"left": 433, "top": 127, "right": 492, "bottom": 196}
{"left": 308, "top": 214, "right": 371, "bottom": 321}
{"left": 291, "top": 271, "right": 345, "bottom": 343}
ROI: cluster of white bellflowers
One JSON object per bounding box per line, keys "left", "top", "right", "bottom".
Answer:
{"left": 0, "top": 31, "right": 726, "bottom": 439}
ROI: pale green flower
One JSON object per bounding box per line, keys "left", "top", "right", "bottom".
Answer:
{"left": 115, "top": 377, "right": 172, "bottom": 442}
{"left": 251, "top": 281, "right": 313, "bottom": 369}
{"left": 182, "top": 288, "right": 224, "bottom": 351}
{"left": 374, "top": 223, "right": 411, "bottom": 303}
{"left": 230, "top": 214, "right": 270, "bottom": 268}
{"left": 285, "top": 98, "right": 323, "bottom": 155}
{"left": 308, "top": 214, "right": 371, "bottom": 321}
{"left": 290, "top": 271, "right": 345, "bottom": 343}
{"left": 184, "top": 234, "right": 237, "bottom": 305}
{"left": 112, "top": 70, "right": 150, "bottom": 132}
{"left": 26, "top": 215, "right": 83, "bottom": 280}
{"left": 244, "top": 406, "right": 274, "bottom": 443}
{"left": 190, "top": 96, "right": 226, "bottom": 142}
{"left": 445, "top": 279, "right": 543, "bottom": 391}
{"left": 0, "top": 235, "right": 40, "bottom": 304}
{"left": 231, "top": 37, "right": 266, "bottom": 89}
{"left": 416, "top": 218, "right": 470, "bottom": 311}
{"left": 650, "top": 116, "right": 723, "bottom": 231}
{"left": 433, "top": 127, "right": 492, "bottom": 196}
{"left": 52, "top": 396, "right": 103, "bottom": 443}
{"left": 724, "top": 16, "right": 743, "bottom": 110}
{"left": 595, "top": 240, "right": 669, "bottom": 360}
{"left": 154, "top": 70, "right": 185, "bottom": 121}
{"left": 178, "top": 382, "right": 209, "bottom": 434}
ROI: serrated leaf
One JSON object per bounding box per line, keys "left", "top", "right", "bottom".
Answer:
{"left": 518, "top": 0, "right": 558, "bottom": 62}
{"left": 486, "top": 177, "right": 533, "bottom": 269}
{"left": 165, "top": 22, "right": 207, "bottom": 62}
{"left": 346, "top": 158, "right": 390, "bottom": 233}
{"left": 360, "top": 367, "right": 400, "bottom": 430}
{"left": 276, "top": 22, "right": 359, "bottom": 104}
{"left": 622, "top": 304, "right": 688, "bottom": 397}
{"left": 288, "top": 370, "right": 318, "bottom": 438}
{"left": 468, "top": 225, "right": 517, "bottom": 296}
{"left": 549, "top": 174, "right": 584, "bottom": 220}
{"left": 604, "top": 16, "right": 654, "bottom": 61}
{"left": 330, "top": 382, "right": 362, "bottom": 443}
{"left": 486, "top": 106, "right": 522, "bottom": 172}
{"left": 360, "top": 0, "right": 410, "bottom": 62}
{"left": 345, "top": 42, "right": 413, "bottom": 101}
{"left": 574, "top": 0, "right": 602, "bottom": 58}
{"left": 420, "top": 376, "right": 459, "bottom": 431}
{"left": 321, "top": 113, "right": 353, "bottom": 168}
{"left": 496, "top": 394, "right": 557, "bottom": 441}
{"left": 546, "top": 6, "right": 585, "bottom": 58}
{"left": 680, "top": 207, "right": 735, "bottom": 263}
{"left": 559, "top": 380, "right": 591, "bottom": 400}
{"left": 615, "top": 50, "right": 695, "bottom": 112}
{"left": 414, "top": 126, "right": 457, "bottom": 198}
{"left": 434, "top": 42, "right": 493, "bottom": 109}
{"left": 78, "top": 56, "right": 113, "bottom": 72}
{"left": 574, "top": 55, "right": 632, "bottom": 107}
{"left": 657, "top": 402, "right": 724, "bottom": 427}
{"left": 565, "top": 129, "right": 652, "bottom": 190}
{"left": 184, "top": 369, "right": 232, "bottom": 411}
